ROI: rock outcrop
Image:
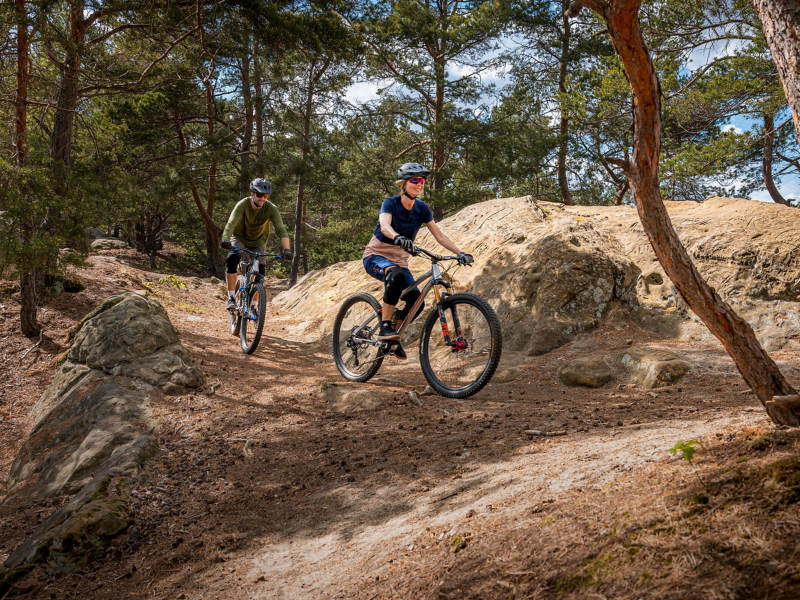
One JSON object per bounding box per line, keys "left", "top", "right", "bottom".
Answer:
{"left": 4, "top": 291, "right": 203, "bottom": 572}
{"left": 274, "top": 196, "right": 800, "bottom": 354}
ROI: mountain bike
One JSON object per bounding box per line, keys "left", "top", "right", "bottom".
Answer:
{"left": 228, "top": 248, "right": 282, "bottom": 354}
{"left": 332, "top": 246, "right": 502, "bottom": 398}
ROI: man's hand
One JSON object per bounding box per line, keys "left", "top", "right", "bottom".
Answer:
{"left": 281, "top": 249, "right": 293, "bottom": 261}
{"left": 457, "top": 252, "right": 474, "bottom": 266}
{"left": 393, "top": 235, "right": 413, "bottom": 252}
{"left": 221, "top": 240, "right": 232, "bottom": 250}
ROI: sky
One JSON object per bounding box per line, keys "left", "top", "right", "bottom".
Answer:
{"left": 343, "top": 27, "right": 799, "bottom": 205}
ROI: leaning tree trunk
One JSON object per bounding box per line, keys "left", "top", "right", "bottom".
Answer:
{"left": 567, "top": 0, "right": 798, "bottom": 425}
{"left": 762, "top": 113, "right": 790, "bottom": 205}
{"left": 558, "top": 0, "right": 574, "bottom": 206}
{"left": 754, "top": 0, "right": 800, "bottom": 147}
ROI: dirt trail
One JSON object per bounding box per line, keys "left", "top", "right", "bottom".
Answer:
{"left": 1, "top": 251, "right": 799, "bottom": 599}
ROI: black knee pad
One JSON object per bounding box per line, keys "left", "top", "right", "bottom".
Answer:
{"left": 383, "top": 268, "right": 406, "bottom": 306}
{"left": 226, "top": 250, "right": 241, "bottom": 274}
{"left": 259, "top": 263, "right": 266, "bottom": 276}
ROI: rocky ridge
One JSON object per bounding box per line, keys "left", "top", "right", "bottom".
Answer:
{"left": 3, "top": 291, "right": 203, "bottom": 572}
{"left": 274, "top": 196, "right": 800, "bottom": 354}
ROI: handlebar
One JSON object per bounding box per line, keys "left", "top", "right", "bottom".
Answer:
{"left": 230, "top": 247, "right": 283, "bottom": 260}
{"left": 411, "top": 246, "right": 461, "bottom": 262}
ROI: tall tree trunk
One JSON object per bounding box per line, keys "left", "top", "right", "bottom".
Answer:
{"left": 290, "top": 178, "right": 305, "bottom": 286}
{"left": 290, "top": 75, "right": 314, "bottom": 287}
{"left": 431, "top": 59, "right": 446, "bottom": 222}
{"left": 240, "top": 42, "right": 253, "bottom": 196}
{"left": 14, "top": 0, "right": 28, "bottom": 168}
{"left": 762, "top": 113, "right": 790, "bottom": 205}
{"left": 16, "top": 0, "right": 39, "bottom": 337}
{"left": 754, "top": 0, "right": 800, "bottom": 147}
{"left": 50, "top": 0, "right": 85, "bottom": 174}
{"left": 558, "top": 0, "right": 574, "bottom": 206}
{"left": 203, "top": 81, "right": 222, "bottom": 277}
{"left": 568, "top": 0, "right": 798, "bottom": 425}
{"left": 253, "top": 40, "right": 265, "bottom": 178}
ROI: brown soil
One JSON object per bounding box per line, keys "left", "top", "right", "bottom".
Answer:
{"left": 1, "top": 248, "right": 799, "bottom": 599}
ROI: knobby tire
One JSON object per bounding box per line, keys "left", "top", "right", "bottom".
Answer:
{"left": 240, "top": 282, "right": 266, "bottom": 354}
{"left": 332, "top": 293, "right": 384, "bottom": 382}
{"left": 419, "top": 293, "right": 502, "bottom": 398}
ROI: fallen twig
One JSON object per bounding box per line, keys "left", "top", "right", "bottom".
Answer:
{"left": 19, "top": 331, "right": 44, "bottom": 363}
{"left": 524, "top": 430, "right": 567, "bottom": 437}
{"left": 408, "top": 391, "right": 422, "bottom": 406}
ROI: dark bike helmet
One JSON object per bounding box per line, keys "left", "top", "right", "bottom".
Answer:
{"left": 249, "top": 178, "right": 272, "bottom": 195}
{"left": 397, "top": 162, "right": 431, "bottom": 181}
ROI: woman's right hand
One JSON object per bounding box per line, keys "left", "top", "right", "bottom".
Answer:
{"left": 393, "top": 236, "right": 413, "bottom": 252}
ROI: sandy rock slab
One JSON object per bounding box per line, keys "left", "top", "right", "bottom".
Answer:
{"left": 559, "top": 356, "right": 615, "bottom": 388}
{"left": 2, "top": 292, "right": 203, "bottom": 573}
{"left": 618, "top": 346, "right": 691, "bottom": 389}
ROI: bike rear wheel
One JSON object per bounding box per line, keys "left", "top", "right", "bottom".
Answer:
{"left": 419, "top": 293, "right": 502, "bottom": 398}
{"left": 332, "top": 293, "right": 384, "bottom": 382}
{"left": 230, "top": 276, "right": 245, "bottom": 336}
{"left": 240, "top": 282, "right": 266, "bottom": 354}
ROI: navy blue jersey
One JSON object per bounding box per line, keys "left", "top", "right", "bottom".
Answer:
{"left": 373, "top": 196, "right": 434, "bottom": 244}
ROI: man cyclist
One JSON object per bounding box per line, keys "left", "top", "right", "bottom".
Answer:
{"left": 363, "top": 162, "right": 473, "bottom": 359}
{"left": 220, "top": 178, "right": 292, "bottom": 311}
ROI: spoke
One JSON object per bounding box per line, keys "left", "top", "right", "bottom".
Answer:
{"left": 337, "top": 300, "right": 381, "bottom": 377}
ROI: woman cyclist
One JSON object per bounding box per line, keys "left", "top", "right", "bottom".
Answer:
{"left": 362, "top": 163, "right": 473, "bottom": 358}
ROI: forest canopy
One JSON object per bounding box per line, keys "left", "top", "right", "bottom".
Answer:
{"left": 2, "top": 0, "right": 798, "bottom": 303}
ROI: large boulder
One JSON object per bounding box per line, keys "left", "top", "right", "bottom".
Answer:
{"left": 559, "top": 356, "right": 615, "bottom": 388}
{"left": 3, "top": 291, "right": 203, "bottom": 572}
{"left": 617, "top": 346, "right": 691, "bottom": 389}
{"left": 274, "top": 196, "right": 800, "bottom": 354}
{"left": 90, "top": 237, "right": 128, "bottom": 250}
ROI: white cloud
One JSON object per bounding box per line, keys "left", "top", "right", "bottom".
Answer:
{"left": 345, "top": 81, "right": 381, "bottom": 104}
{"left": 722, "top": 124, "right": 743, "bottom": 134}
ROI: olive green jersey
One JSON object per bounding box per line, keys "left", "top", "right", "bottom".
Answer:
{"left": 222, "top": 198, "right": 288, "bottom": 248}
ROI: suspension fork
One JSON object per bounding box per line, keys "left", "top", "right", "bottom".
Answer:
{"left": 433, "top": 283, "right": 464, "bottom": 346}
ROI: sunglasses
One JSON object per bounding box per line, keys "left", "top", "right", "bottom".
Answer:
{"left": 253, "top": 193, "right": 269, "bottom": 199}
{"left": 408, "top": 177, "right": 426, "bottom": 185}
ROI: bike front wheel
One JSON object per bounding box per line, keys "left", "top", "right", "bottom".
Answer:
{"left": 420, "top": 293, "right": 502, "bottom": 398}
{"left": 332, "top": 293, "right": 384, "bottom": 382}
{"left": 240, "top": 282, "right": 266, "bottom": 354}
{"left": 230, "top": 276, "right": 245, "bottom": 336}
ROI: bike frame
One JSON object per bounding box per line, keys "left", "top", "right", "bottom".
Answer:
{"left": 235, "top": 248, "right": 281, "bottom": 322}
{"left": 351, "top": 248, "right": 463, "bottom": 349}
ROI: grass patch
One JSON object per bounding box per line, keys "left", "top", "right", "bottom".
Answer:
{"left": 750, "top": 434, "right": 771, "bottom": 452}
{"left": 766, "top": 458, "right": 800, "bottom": 506}
{"left": 555, "top": 552, "right": 620, "bottom": 593}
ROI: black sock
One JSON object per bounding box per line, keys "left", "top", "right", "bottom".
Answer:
{"left": 382, "top": 320, "right": 393, "bottom": 328}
